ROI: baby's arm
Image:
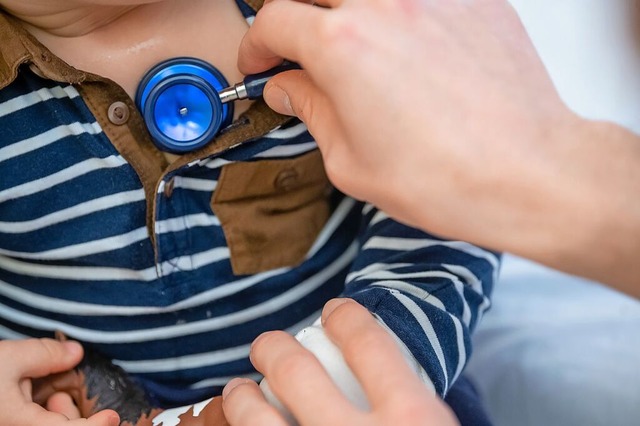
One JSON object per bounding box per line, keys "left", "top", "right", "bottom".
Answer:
{"left": 260, "top": 203, "right": 498, "bottom": 418}
{"left": 339, "top": 204, "right": 498, "bottom": 396}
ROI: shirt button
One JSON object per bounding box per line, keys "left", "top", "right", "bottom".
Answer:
{"left": 164, "top": 178, "right": 175, "bottom": 197}
{"left": 274, "top": 169, "right": 299, "bottom": 191}
{"left": 108, "top": 101, "right": 130, "bottom": 125}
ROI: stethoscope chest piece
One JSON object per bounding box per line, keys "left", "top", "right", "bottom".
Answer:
{"left": 136, "top": 57, "right": 234, "bottom": 153}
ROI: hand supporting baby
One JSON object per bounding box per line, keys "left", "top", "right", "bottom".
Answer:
{"left": 31, "top": 335, "right": 229, "bottom": 426}
{"left": 0, "top": 338, "right": 118, "bottom": 426}
{"left": 222, "top": 299, "right": 459, "bottom": 426}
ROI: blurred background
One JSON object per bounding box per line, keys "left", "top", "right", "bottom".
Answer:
{"left": 466, "top": 1, "right": 640, "bottom": 425}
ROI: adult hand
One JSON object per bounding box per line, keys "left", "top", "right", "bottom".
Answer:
{"left": 222, "top": 298, "right": 459, "bottom": 426}
{"left": 238, "top": 0, "right": 640, "bottom": 295}
{"left": 0, "top": 338, "right": 119, "bottom": 426}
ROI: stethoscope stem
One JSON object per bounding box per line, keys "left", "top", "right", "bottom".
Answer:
{"left": 218, "top": 83, "right": 247, "bottom": 104}
{"left": 219, "top": 61, "right": 301, "bottom": 104}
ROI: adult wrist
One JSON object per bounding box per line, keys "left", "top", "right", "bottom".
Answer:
{"left": 515, "top": 116, "right": 640, "bottom": 295}
{"left": 558, "top": 119, "right": 640, "bottom": 294}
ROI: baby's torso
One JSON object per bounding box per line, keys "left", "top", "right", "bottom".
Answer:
{"left": 0, "top": 0, "right": 362, "bottom": 406}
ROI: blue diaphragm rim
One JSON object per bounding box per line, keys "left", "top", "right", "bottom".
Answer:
{"left": 135, "top": 57, "right": 234, "bottom": 153}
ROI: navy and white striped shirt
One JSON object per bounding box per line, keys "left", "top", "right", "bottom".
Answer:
{"left": 0, "top": 1, "right": 498, "bottom": 408}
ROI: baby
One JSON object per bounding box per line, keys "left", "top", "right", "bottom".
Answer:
{"left": 0, "top": 0, "right": 498, "bottom": 424}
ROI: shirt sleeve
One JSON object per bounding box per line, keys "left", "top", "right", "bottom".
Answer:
{"left": 341, "top": 203, "right": 499, "bottom": 397}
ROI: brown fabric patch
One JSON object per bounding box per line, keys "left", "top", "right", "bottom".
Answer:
{"left": 212, "top": 150, "right": 331, "bottom": 275}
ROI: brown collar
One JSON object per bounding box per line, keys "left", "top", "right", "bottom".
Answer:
{"left": 0, "top": 0, "right": 266, "bottom": 89}
{"left": 0, "top": 12, "right": 87, "bottom": 89}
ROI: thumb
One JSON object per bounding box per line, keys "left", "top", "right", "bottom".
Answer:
{"left": 25, "top": 408, "right": 120, "bottom": 426}
{"left": 263, "top": 70, "right": 346, "bottom": 154}
{"left": 4, "top": 338, "right": 84, "bottom": 380}
{"left": 46, "top": 394, "right": 121, "bottom": 426}
{"left": 84, "top": 409, "right": 120, "bottom": 426}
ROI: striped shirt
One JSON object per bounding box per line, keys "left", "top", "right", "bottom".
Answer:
{"left": 0, "top": 1, "right": 498, "bottom": 407}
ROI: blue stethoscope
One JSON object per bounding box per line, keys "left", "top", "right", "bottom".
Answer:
{"left": 135, "top": 58, "right": 300, "bottom": 153}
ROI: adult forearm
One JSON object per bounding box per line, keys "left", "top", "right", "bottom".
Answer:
{"left": 428, "top": 117, "right": 640, "bottom": 296}
{"left": 539, "top": 120, "right": 640, "bottom": 295}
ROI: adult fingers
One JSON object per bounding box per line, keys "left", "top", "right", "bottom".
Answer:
{"left": 32, "top": 372, "right": 72, "bottom": 406}
{"left": 46, "top": 392, "right": 82, "bottom": 420}
{"left": 238, "top": 0, "right": 325, "bottom": 74}
{"left": 0, "top": 339, "right": 83, "bottom": 380}
{"left": 21, "top": 404, "right": 118, "bottom": 426}
{"left": 249, "top": 330, "right": 358, "bottom": 426}
{"left": 21, "top": 377, "right": 32, "bottom": 400}
{"left": 320, "top": 299, "right": 429, "bottom": 408}
{"left": 262, "top": 70, "right": 349, "bottom": 169}
{"left": 84, "top": 410, "right": 120, "bottom": 426}
{"left": 263, "top": 70, "right": 341, "bottom": 135}
{"left": 222, "top": 378, "right": 288, "bottom": 426}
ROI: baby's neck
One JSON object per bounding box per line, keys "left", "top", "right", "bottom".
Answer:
{"left": 15, "top": 0, "right": 250, "bottom": 100}
{"left": 9, "top": 0, "right": 252, "bottom": 163}
{"left": 6, "top": 5, "right": 138, "bottom": 37}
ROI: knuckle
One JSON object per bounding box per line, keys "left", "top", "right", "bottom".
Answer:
{"left": 252, "top": 331, "right": 286, "bottom": 357}
{"left": 271, "top": 349, "right": 317, "bottom": 381}
{"left": 315, "top": 15, "right": 367, "bottom": 63}
{"left": 35, "top": 338, "right": 62, "bottom": 360}
{"left": 320, "top": 151, "right": 338, "bottom": 175}
{"left": 345, "top": 326, "right": 380, "bottom": 358}
{"left": 256, "top": 1, "right": 279, "bottom": 22}
{"left": 315, "top": 15, "right": 351, "bottom": 47}
{"left": 250, "top": 408, "right": 285, "bottom": 426}
{"left": 322, "top": 155, "right": 347, "bottom": 188}
{"left": 389, "top": 395, "right": 429, "bottom": 417}
{"left": 323, "top": 299, "right": 359, "bottom": 331}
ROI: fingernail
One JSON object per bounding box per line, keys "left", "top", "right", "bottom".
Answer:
{"left": 321, "top": 298, "right": 351, "bottom": 326}
{"left": 264, "top": 84, "right": 294, "bottom": 116}
{"left": 223, "top": 378, "right": 251, "bottom": 400}
{"left": 249, "top": 331, "right": 270, "bottom": 366}
{"left": 109, "top": 414, "right": 120, "bottom": 426}
{"left": 62, "top": 340, "right": 82, "bottom": 357}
